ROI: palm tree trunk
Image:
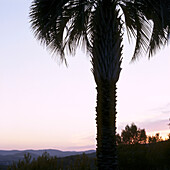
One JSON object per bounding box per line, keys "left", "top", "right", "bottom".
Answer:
{"left": 91, "top": 2, "right": 123, "bottom": 169}
{"left": 96, "top": 81, "right": 118, "bottom": 169}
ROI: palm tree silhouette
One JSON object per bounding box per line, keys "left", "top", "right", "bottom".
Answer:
{"left": 30, "top": 0, "right": 169, "bottom": 169}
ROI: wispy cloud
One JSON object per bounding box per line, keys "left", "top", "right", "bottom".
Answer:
{"left": 65, "top": 145, "right": 95, "bottom": 151}
{"left": 161, "top": 103, "right": 170, "bottom": 115}
{"left": 138, "top": 119, "right": 169, "bottom": 132}
{"left": 162, "top": 110, "right": 170, "bottom": 114}
{"left": 81, "top": 135, "right": 95, "bottom": 141}
{"left": 118, "top": 118, "right": 169, "bottom": 135}
{"left": 150, "top": 102, "right": 170, "bottom": 115}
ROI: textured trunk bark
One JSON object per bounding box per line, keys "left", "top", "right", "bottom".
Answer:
{"left": 91, "top": 2, "right": 123, "bottom": 170}
{"left": 96, "top": 80, "right": 118, "bottom": 170}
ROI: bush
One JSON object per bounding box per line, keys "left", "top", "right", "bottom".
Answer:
{"left": 8, "top": 141, "right": 170, "bottom": 170}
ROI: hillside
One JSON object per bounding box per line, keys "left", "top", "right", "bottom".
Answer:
{"left": 1, "top": 141, "right": 170, "bottom": 170}
{"left": 0, "top": 149, "right": 95, "bottom": 166}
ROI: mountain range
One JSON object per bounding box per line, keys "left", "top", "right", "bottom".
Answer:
{"left": 0, "top": 149, "right": 95, "bottom": 166}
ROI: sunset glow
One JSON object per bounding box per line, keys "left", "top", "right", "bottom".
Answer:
{"left": 0, "top": 0, "right": 169, "bottom": 151}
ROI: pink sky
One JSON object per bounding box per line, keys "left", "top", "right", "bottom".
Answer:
{"left": 0, "top": 0, "right": 169, "bottom": 151}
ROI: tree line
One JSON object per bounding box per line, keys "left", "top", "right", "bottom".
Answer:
{"left": 116, "top": 123, "right": 169, "bottom": 145}
{"left": 8, "top": 140, "right": 170, "bottom": 170}
{"left": 7, "top": 123, "right": 170, "bottom": 170}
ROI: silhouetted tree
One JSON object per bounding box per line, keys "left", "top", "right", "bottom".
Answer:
{"left": 8, "top": 152, "right": 97, "bottom": 170}
{"left": 121, "top": 123, "right": 147, "bottom": 144}
{"left": 121, "top": 125, "right": 131, "bottom": 144}
{"left": 138, "top": 129, "right": 147, "bottom": 144}
{"left": 8, "top": 141, "right": 170, "bottom": 170}
{"left": 148, "top": 136, "right": 153, "bottom": 143}
{"left": 116, "top": 133, "right": 122, "bottom": 145}
{"left": 30, "top": 0, "right": 170, "bottom": 169}
{"left": 148, "top": 133, "right": 163, "bottom": 143}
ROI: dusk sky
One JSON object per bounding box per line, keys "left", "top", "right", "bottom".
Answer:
{"left": 0, "top": 0, "right": 169, "bottom": 151}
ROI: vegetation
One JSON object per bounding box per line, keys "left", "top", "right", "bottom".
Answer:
{"left": 29, "top": 0, "right": 170, "bottom": 169}
{"left": 0, "top": 165, "right": 9, "bottom": 170}
{"left": 118, "top": 140, "right": 170, "bottom": 170}
{"left": 7, "top": 140, "right": 170, "bottom": 170}
{"left": 116, "top": 123, "right": 170, "bottom": 145}
{"left": 6, "top": 124, "right": 170, "bottom": 170}
{"left": 120, "top": 123, "right": 147, "bottom": 144}
{"left": 148, "top": 133, "right": 163, "bottom": 143}
{"left": 7, "top": 152, "right": 96, "bottom": 170}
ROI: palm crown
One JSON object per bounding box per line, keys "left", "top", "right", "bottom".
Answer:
{"left": 30, "top": 0, "right": 169, "bottom": 61}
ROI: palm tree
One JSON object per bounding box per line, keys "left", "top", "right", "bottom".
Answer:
{"left": 30, "top": 0, "right": 169, "bottom": 169}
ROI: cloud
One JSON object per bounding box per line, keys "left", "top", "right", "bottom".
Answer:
{"left": 161, "top": 103, "right": 170, "bottom": 115}
{"left": 64, "top": 135, "right": 96, "bottom": 151}
{"left": 118, "top": 118, "right": 169, "bottom": 134}
{"left": 162, "top": 110, "right": 170, "bottom": 114}
{"left": 151, "top": 102, "right": 170, "bottom": 115}
{"left": 65, "top": 145, "right": 95, "bottom": 151}
{"left": 81, "top": 135, "right": 95, "bottom": 141}
{"left": 138, "top": 119, "right": 169, "bottom": 132}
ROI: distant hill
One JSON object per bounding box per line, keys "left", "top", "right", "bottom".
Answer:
{"left": 1, "top": 141, "right": 170, "bottom": 170}
{"left": 0, "top": 149, "right": 95, "bottom": 166}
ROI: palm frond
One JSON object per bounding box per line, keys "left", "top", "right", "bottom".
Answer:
{"left": 30, "top": 0, "right": 70, "bottom": 61}
{"left": 135, "top": 0, "right": 170, "bottom": 58}
{"left": 30, "top": 0, "right": 95, "bottom": 63}
{"left": 30, "top": 0, "right": 169, "bottom": 62}
{"left": 64, "top": 0, "right": 93, "bottom": 55}
{"left": 120, "top": 1, "right": 151, "bottom": 60}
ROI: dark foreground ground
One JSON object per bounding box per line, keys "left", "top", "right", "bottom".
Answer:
{"left": 1, "top": 140, "right": 170, "bottom": 170}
